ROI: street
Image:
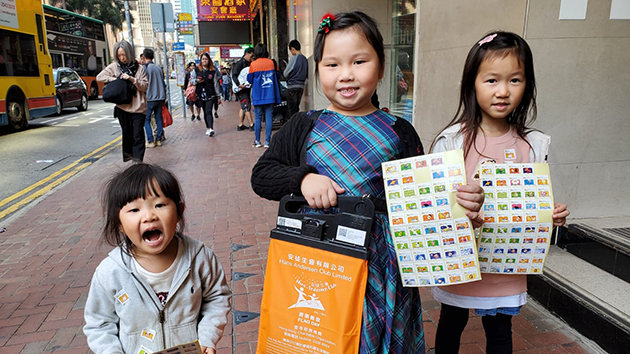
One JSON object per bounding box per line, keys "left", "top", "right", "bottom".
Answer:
{"left": 0, "top": 80, "right": 183, "bottom": 223}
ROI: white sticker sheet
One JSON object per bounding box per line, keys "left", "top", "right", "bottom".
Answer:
{"left": 382, "top": 150, "right": 481, "bottom": 287}
{"left": 477, "top": 162, "right": 554, "bottom": 274}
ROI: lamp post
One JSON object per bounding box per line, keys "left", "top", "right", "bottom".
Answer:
{"left": 124, "top": 0, "right": 134, "bottom": 51}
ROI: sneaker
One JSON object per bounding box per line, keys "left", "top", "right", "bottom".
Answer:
{"left": 237, "top": 125, "right": 248, "bottom": 131}
{"left": 252, "top": 140, "right": 262, "bottom": 148}
{"left": 196, "top": 116, "right": 201, "bottom": 121}
{"left": 191, "top": 115, "right": 195, "bottom": 121}
{"left": 146, "top": 142, "right": 156, "bottom": 148}
{"left": 155, "top": 140, "right": 162, "bottom": 147}
{"left": 205, "top": 129, "right": 212, "bottom": 136}
{"left": 208, "top": 129, "right": 215, "bottom": 137}
{"left": 214, "top": 112, "right": 219, "bottom": 118}
{"left": 263, "top": 141, "right": 270, "bottom": 148}
{"left": 249, "top": 125, "right": 255, "bottom": 131}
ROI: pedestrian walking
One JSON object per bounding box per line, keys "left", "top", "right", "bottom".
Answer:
{"left": 97, "top": 40, "right": 148, "bottom": 163}
{"left": 184, "top": 62, "right": 202, "bottom": 121}
{"left": 430, "top": 31, "right": 570, "bottom": 354}
{"left": 247, "top": 43, "right": 281, "bottom": 148}
{"left": 284, "top": 39, "right": 308, "bottom": 120}
{"left": 233, "top": 47, "right": 255, "bottom": 131}
{"left": 221, "top": 68, "right": 231, "bottom": 101}
{"left": 83, "top": 163, "right": 231, "bottom": 354}
{"left": 142, "top": 48, "right": 166, "bottom": 148}
{"left": 251, "top": 11, "right": 484, "bottom": 353}
{"left": 192, "top": 53, "right": 221, "bottom": 136}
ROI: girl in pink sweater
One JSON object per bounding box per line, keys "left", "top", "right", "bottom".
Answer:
{"left": 430, "top": 31, "right": 570, "bottom": 354}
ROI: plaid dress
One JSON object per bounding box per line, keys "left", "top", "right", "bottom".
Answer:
{"left": 305, "top": 110, "right": 425, "bottom": 354}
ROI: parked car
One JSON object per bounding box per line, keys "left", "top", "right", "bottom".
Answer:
{"left": 170, "top": 71, "right": 176, "bottom": 79}
{"left": 53, "top": 67, "right": 88, "bottom": 115}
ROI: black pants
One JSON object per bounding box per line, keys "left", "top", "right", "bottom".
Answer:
{"left": 115, "top": 107, "right": 145, "bottom": 162}
{"left": 200, "top": 98, "right": 217, "bottom": 129}
{"left": 286, "top": 87, "right": 303, "bottom": 120}
{"left": 435, "top": 303, "right": 513, "bottom": 354}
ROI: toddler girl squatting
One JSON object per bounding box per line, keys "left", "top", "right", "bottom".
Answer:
{"left": 83, "top": 164, "right": 231, "bottom": 354}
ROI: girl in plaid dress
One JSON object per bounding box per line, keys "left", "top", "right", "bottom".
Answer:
{"left": 251, "top": 11, "right": 485, "bottom": 353}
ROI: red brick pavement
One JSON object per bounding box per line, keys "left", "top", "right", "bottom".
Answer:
{"left": 0, "top": 101, "right": 603, "bottom": 354}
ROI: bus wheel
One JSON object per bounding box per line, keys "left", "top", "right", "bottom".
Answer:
{"left": 90, "top": 84, "right": 98, "bottom": 100}
{"left": 78, "top": 94, "right": 88, "bottom": 111}
{"left": 7, "top": 94, "right": 28, "bottom": 130}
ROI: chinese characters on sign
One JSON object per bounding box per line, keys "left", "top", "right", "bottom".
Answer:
{"left": 198, "top": 0, "right": 250, "bottom": 21}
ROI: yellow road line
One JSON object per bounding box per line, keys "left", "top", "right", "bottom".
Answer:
{"left": 0, "top": 137, "right": 121, "bottom": 219}
{"left": 0, "top": 136, "right": 121, "bottom": 209}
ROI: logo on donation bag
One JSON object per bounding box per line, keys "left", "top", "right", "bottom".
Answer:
{"left": 257, "top": 239, "right": 367, "bottom": 354}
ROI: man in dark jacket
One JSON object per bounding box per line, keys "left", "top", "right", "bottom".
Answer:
{"left": 233, "top": 47, "right": 255, "bottom": 131}
{"left": 283, "top": 40, "right": 308, "bottom": 120}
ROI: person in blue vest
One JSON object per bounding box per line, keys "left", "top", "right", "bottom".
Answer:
{"left": 247, "top": 44, "right": 281, "bottom": 148}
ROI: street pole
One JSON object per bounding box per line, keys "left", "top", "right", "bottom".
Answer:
{"left": 161, "top": 4, "right": 172, "bottom": 110}
{"left": 124, "top": 0, "right": 134, "bottom": 52}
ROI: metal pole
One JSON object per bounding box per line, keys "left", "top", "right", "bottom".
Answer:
{"left": 124, "top": 0, "right": 134, "bottom": 51}
{"left": 162, "top": 4, "right": 172, "bottom": 110}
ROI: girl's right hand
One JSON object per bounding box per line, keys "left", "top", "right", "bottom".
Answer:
{"left": 301, "top": 173, "right": 346, "bottom": 208}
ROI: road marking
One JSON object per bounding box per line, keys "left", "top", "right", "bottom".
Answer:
{"left": 0, "top": 136, "right": 122, "bottom": 221}
{"left": 56, "top": 124, "right": 81, "bottom": 127}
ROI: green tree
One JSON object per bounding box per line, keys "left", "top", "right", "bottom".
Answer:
{"left": 50, "top": 0, "right": 132, "bottom": 31}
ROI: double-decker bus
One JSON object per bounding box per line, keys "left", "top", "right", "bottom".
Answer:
{"left": 43, "top": 4, "right": 108, "bottom": 100}
{"left": 0, "top": 0, "right": 56, "bottom": 130}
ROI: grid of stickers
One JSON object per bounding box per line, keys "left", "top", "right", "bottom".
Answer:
{"left": 383, "top": 152, "right": 480, "bottom": 287}
{"left": 477, "top": 163, "right": 553, "bottom": 274}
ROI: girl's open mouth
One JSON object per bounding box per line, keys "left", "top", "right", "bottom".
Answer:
{"left": 339, "top": 88, "right": 358, "bottom": 97}
{"left": 142, "top": 229, "right": 164, "bottom": 246}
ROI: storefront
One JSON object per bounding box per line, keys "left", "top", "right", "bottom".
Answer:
{"left": 389, "top": 0, "right": 416, "bottom": 122}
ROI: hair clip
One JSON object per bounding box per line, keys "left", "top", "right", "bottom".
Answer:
{"left": 318, "top": 13, "right": 336, "bottom": 34}
{"left": 478, "top": 33, "right": 497, "bottom": 46}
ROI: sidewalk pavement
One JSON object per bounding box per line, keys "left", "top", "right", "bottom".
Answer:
{"left": 0, "top": 101, "right": 603, "bottom": 354}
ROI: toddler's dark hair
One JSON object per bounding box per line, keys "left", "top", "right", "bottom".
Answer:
{"left": 101, "top": 164, "right": 186, "bottom": 252}
{"left": 313, "top": 11, "right": 385, "bottom": 78}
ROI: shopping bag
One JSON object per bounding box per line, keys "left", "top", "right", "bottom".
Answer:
{"left": 257, "top": 196, "right": 374, "bottom": 354}
{"left": 162, "top": 104, "right": 172, "bottom": 127}
{"left": 185, "top": 83, "right": 197, "bottom": 102}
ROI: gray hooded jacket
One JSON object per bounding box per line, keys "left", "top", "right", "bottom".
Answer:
{"left": 83, "top": 234, "right": 231, "bottom": 354}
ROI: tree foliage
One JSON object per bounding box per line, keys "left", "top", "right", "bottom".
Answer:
{"left": 50, "top": 0, "right": 133, "bottom": 32}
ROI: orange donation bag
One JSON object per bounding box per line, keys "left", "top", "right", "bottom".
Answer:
{"left": 257, "top": 196, "right": 375, "bottom": 354}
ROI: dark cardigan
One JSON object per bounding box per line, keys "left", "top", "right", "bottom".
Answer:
{"left": 250, "top": 110, "right": 424, "bottom": 209}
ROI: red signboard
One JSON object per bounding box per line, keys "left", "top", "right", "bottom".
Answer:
{"left": 198, "top": 0, "right": 250, "bottom": 21}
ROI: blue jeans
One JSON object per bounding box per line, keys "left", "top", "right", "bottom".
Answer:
{"left": 145, "top": 100, "right": 163, "bottom": 143}
{"left": 222, "top": 84, "right": 231, "bottom": 101}
{"left": 254, "top": 104, "right": 273, "bottom": 143}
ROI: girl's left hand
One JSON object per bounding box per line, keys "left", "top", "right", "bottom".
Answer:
{"left": 455, "top": 184, "right": 485, "bottom": 229}
{"left": 552, "top": 203, "right": 570, "bottom": 227}
{"left": 201, "top": 346, "right": 215, "bottom": 354}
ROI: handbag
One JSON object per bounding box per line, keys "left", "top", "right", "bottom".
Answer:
{"left": 102, "top": 76, "right": 134, "bottom": 105}
{"left": 185, "top": 82, "right": 197, "bottom": 102}
{"left": 162, "top": 103, "right": 172, "bottom": 128}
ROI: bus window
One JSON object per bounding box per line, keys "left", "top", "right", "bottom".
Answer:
{"left": 0, "top": 29, "right": 40, "bottom": 77}
{"left": 35, "top": 14, "right": 46, "bottom": 54}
